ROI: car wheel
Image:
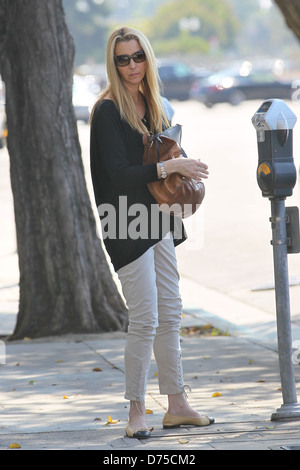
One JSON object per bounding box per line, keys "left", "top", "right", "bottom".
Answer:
{"left": 204, "top": 101, "right": 214, "bottom": 108}
{"left": 228, "top": 90, "right": 246, "bottom": 106}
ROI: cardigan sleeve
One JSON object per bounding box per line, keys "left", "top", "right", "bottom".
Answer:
{"left": 91, "top": 100, "right": 158, "bottom": 192}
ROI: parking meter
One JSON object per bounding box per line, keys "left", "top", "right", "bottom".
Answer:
{"left": 252, "top": 99, "right": 297, "bottom": 198}
{"left": 252, "top": 99, "right": 300, "bottom": 420}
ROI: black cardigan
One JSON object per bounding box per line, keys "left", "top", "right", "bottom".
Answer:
{"left": 90, "top": 99, "right": 186, "bottom": 271}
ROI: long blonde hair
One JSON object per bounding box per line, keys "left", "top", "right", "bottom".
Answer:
{"left": 91, "top": 26, "right": 169, "bottom": 134}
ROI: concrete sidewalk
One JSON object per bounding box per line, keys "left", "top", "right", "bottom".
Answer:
{"left": 0, "top": 292, "right": 300, "bottom": 451}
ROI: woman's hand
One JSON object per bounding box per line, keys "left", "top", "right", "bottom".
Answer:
{"left": 145, "top": 135, "right": 209, "bottom": 181}
{"left": 162, "top": 156, "right": 209, "bottom": 181}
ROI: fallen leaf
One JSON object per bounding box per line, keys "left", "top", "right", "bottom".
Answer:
{"left": 28, "top": 380, "right": 35, "bottom": 385}
{"left": 249, "top": 359, "right": 254, "bottom": 365}
{"left": 56, "top": 359, "right": 63, "bottom": 363}
{"left": 265, "top": 424, "right": 276, "bottom": 430}
{"left": 212, "top": 392, "right": 222, "bottom": 397}
{"left": 178, "top": 438, "right": 189, "bottom": 444}
{"left": 105, "top": 415, "right": 120, "bottom": 425}
{"left": 146, "top": 409, "right": 153, "bottom": 414}
{"left": 256, "top": 380, "right": 266, "bottom": 383}
{"left": 94, "top": 417, "right": 102, "bottom": 421}
{"left": 9, "top": 443, "right": 21, "bottom": 449}
{"left": 93, "top": 367, "right": 103, "bottom": 372}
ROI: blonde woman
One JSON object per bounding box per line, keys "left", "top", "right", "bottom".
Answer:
{"left": 90, "top": 26, "right": 212, "bottom": 439}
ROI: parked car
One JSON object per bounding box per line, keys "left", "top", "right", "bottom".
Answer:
{"left": 189, "top": 67, "right": 293, "bottom": 107}
{"left": 158, "top": 61, "right": 209, "bottom": 101}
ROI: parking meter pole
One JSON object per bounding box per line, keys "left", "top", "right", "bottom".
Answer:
{"left": 269, "top": 198, "right": 300, "bottom": 419}
{"left": 252, "top": 99, "right": 300, "bottom": 421}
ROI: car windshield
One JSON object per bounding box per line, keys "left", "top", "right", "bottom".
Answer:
{"left": 159, "top": 63, "right": 192, "bottom": 80}
{"left": 206, "top": 69, "right": 238, "bottom": 84}
{"left": 248, "top": 71, "right": 275, "bottom": 83}
{"left": 206, "top": 67, "right": 277, "bottom": 85}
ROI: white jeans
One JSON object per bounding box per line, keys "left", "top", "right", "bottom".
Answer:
{"left": 117, "top": 236, "right": 184, "bottom": 401}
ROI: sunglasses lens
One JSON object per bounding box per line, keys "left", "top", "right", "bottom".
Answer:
{"left": 115, "top": 55, "right": 129, "bottom": 66}
{"left": 115, "top": 50, "right": 146, "bottom": 67}
{"left": 134, "top": 51, "right": 146, "bottom": 63}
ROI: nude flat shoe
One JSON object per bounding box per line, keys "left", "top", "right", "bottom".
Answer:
{"left": 162, "top": 412, "right": 215, "bottom": 428}
{"left": 125, "top": 423, "right": 151, "bottom": 439}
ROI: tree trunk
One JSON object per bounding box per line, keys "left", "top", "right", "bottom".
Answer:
{"left": 274, "top": 0, "right": 300, "bottom": 41}
{"left": 0, "top": 0, "right": 127, "bottom": 340}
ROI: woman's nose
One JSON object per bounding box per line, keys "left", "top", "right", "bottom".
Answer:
{"left": 129, "top": 58, "right": 136, "bottom": 68}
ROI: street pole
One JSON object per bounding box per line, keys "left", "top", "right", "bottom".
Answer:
{"left": 270, "top": 198, "right": 300, "bottom": 420}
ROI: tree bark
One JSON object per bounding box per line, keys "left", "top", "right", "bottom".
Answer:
{"left": 0, "top": 0, "right": 127, "bottom": 339}
{"left": 273, "top": 0, "right": 300, "bottom": 42}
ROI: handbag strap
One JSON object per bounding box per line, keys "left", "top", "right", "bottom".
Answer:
{"left": 146, "top": 132, "right": 154, "bottom": 148}
{"left": 146, "top": 132, "right": 163, "bottom": 162}
{"left": 155, "top": 138, "right": 160, "bottom": 162}
{"left": 146, "top": 130, "right": 180, "bottom": 162}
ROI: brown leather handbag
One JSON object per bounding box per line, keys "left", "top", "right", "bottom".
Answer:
{"left": 143, "top": 124, "right": 205, "bottom": 218}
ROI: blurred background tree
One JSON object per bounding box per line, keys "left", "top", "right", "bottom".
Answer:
{"left": 231, "top": 0, "right": 300, "bottom": 58}
{"left": 274, "top": 0, "right": 300, "bottom": 42}
{"left": 140, "top": 0, "right": 238, "bottom": 57}
{"left": 63, "top": 0, "right": 300, "bottom": 67}
{"left": 63, "top": 0, "right": 112, "bottom": 64}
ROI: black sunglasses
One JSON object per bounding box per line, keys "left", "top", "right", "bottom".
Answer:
{"left": 114, "top": 49, "right": 146, "bottom": 67}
